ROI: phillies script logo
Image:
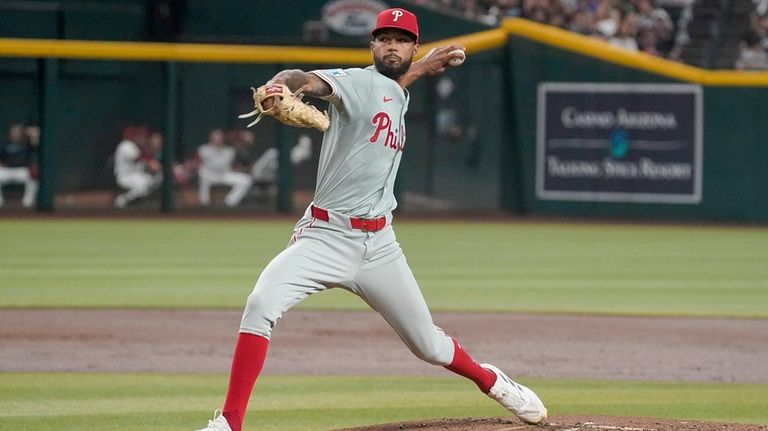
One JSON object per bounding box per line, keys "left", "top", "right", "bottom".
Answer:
{"left": 391, "top": 9, "right": 404, "bottom": 21}
{"left": 369, "top": 112, "right": 404, "bottom": 151}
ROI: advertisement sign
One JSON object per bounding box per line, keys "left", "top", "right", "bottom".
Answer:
{"left": 322, "top": 0, "right": 388, "bottom": 36}
{"left": 536, "top": 83, "right": 703, "bottom": 204}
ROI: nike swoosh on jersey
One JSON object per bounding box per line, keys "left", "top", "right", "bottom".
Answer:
{"left": 383, "top": 97, "right": 393, "bottom": 102}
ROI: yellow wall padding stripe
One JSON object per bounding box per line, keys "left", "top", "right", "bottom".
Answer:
{"left": 0, "top": 29, "right": 506, "bottom": 65}
{"left": 0, "top": 38, "right": 371, "bottom": 64}
{"left": 502, "top": 18, "right": 768, "bottom": 86}
{"left": 418, "top": 28, "right": 507, "bottom": 57}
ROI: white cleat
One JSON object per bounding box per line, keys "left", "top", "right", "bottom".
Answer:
{"left": 482, "top": 363, "right": 548, "bottom": 424}
{"left": 195, "top": 410, "right": 232, "bottom": 431}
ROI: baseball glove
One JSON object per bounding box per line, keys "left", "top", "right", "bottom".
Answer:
{"left": 238, "top": 83, "right": 330, "bottom": 132}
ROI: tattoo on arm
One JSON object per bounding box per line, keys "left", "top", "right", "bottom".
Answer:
{"left": 268, "top": 70, "right": 305, "bottom": 91}
{"left": 268, "top": 69, "right": 332, "bottom": 99}
{"left": 301, "top": 73, "right": 333, "bottom": 98}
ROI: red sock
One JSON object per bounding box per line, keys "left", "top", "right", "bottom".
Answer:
{"left": 444, "top": 338, "right": 497, "bottom": 393}
{"left": 222, "top": 333, "right": 270, "bottom": 431}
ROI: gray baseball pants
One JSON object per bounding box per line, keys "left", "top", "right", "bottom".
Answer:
{"left": 239, "top": 205, "right": 455, "bottom": 366}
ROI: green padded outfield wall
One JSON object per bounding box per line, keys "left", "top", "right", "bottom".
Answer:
{"left": 0, "top": 1, "right": 157, "bottom": 191}
{"left": 503, "top": 36, "right": 768, "bottom": 222}
{"left": 0, "top": 0, "right": 502, "bottom": 210}
{"left": 4, "top": 1, "right": 767, "bottom": 220}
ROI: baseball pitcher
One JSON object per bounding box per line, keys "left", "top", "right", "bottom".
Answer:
{"left": 196, "top": 8, "right": 547, "bottom": 431}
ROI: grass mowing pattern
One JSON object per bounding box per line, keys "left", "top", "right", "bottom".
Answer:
{"left": 1, "top": 219, "right": 767, "bottom": 316}
{"left": 0, "top": 374, "right": 766, "bottom": 431}
{"left": 2, "top": 219, "right": 767, "bottom": 429}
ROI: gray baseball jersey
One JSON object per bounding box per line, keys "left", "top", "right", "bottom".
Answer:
{"left": 311, "top": 66, "right": 408, "bottom": 218}
{"left": 239, "top": 65, "right": 455, "bottom": 367}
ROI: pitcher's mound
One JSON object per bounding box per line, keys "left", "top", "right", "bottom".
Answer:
{"left": 335, "top": 415, "right": 767, "bottom": 431}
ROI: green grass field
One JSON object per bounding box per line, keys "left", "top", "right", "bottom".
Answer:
{"left": 1, "top": 219, "right": 767, "bottom": 316}
{"left": 1, "top": 218, "right": 767, "bottom": 430}
{"left": 1, "top": 374, "right": 767, "bottom": 431}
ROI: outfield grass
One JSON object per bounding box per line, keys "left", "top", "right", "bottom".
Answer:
{"left": 2, "top": 219, "right": 767, "bottom": 430}
{"left": 0, "top": 373, "right": 766, "bottom": 431}
{"left": 1, "top": 219, "right": 766, "bottom": 317}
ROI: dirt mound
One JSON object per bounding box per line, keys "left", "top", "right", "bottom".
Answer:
{"left": 334, "top": 416, "right": 767, "bottom": 431}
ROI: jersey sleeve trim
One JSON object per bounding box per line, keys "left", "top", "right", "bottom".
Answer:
{"left": 309, "top": 70, "right": 338, "bottom": 101}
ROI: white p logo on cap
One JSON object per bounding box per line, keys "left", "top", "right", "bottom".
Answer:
{"left": 391, "top": 10, "right": 403, "bottom": 21}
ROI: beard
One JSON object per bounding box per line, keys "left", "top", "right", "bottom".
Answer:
{"left": 374, "top": 54, "right": 412, "bottom": 81}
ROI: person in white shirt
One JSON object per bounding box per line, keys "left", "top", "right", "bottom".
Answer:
{"left": 735, "top": 30, "right": 768, "bottom": 70}
{"left": 197, "top": 129, "right": 253, "bottom": 207}
{"left": 113, "top": 126, "right": 161, "bottom": 208}
{"left": 608, "top": 13, "right": 639, "bottom": 52}
{"left": 0, "top": 124, "right": 38, "bottom": 208}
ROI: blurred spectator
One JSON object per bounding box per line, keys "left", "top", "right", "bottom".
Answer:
{"left": 757, "top": 0, "right": 768, "bottom": 17}
{"left": 594, "top": 0, "right": 622, "bottom": 38}
{"left": 568, "top": 8, "right": 598, "bottom": 34}
{"left": 229, "top": 129, "right": 258, "bottom": 173}
{"left": 0, "top": 123, "right": 38, "bottom": 208}
{"left": 476, "top": 0, "right": 503, "bottom": 24}
{"left": 654, "top": 0, "right": 692, "bottom": 7}
{"left": 735, "top": 30, "right": 768, "bottom": 70}
{"left": 250, "top": 134, "right": 314, "bottom": 183}
{"left": 197, "top": 129, "right": 253, "bottom": 207}
{"left": 756, "top": 14, "right": 768, "bottom": 51}
{"left": 524, "top": 0, "right": 549, "bottom": 15}
{"left": 172, "top": 155, "right": 199, "bottom": 187}
{"left": 25, "top": 126, "right": 40, "bottom": 148}
{"left": 522, "top": 0, "right": 556, "bottom": 25}
{"left": 144, "top": 131, "right": 164, "bottom": 173}
{"left": 526, "top": 4, "right": 551, "bottom": 24}
{"left": 608, "top": 12, "right": 639, "bottom": 51}
{"left": 547, "top": 0, "right": 570, "bottom": 27}
{"left": 457, "top": 0, "right": 480, "bottom": 19}
{"left": 406, "top": 0, "right": 679, "bottom": 58}
{"left": 498, "top": 0, "right": 523, "bottom": 18}
{"left": 637, "top": 27, "right": 662, "bottom": 55}
{"left": 634, "top": 0, "right": 673, "bottom": 43}
{"left": 113, "top": 126, "right": 162, "bottom": 208}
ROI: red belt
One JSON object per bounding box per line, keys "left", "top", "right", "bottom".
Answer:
{"left": 311, "top": 205, "right": 387, "bottom": 232}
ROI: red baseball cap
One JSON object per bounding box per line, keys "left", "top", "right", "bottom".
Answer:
{"left": 372, "top": 8, "right": 419, "bottom": 43}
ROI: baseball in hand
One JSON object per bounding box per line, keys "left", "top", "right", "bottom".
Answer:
{"left": 448, "top": 49, "right": 466, "bottom": 66}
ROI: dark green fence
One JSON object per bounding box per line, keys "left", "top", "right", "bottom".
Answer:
{"left": 2, "top": 1, "right": 767, "bottom": 221}
{"left": 0, "top": 2, "right": 501, "bottom": 213}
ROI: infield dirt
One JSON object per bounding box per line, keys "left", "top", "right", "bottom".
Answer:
{"left": 1, "top": 309, "right": 767, "bottom": 430}
{"left": 2, "top": 309, "right": 767, "bottom": 382}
